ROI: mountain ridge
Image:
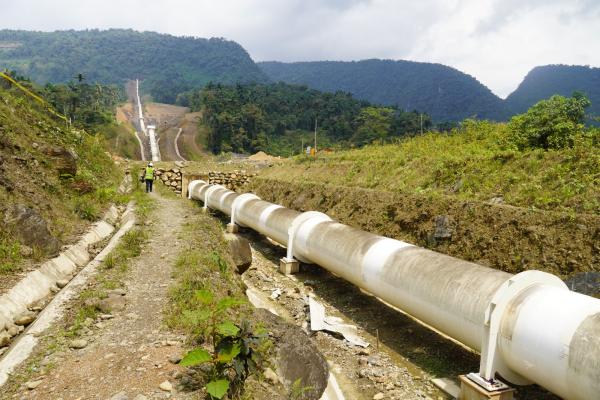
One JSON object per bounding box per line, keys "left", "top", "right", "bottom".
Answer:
{"left": 259, "top": 59, "right": 509, "bottom": 122}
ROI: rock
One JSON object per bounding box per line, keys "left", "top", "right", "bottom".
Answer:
{"left": 433, "top": 215, "right": 453, "bottom": 240}
{"left": 373, "top": 393, "right": 385, "bottom": 399}
{"left": 488, "top": 196, "right": 504, "bottom": 204}
{"left": 3, "top": 204, "right": 61, "bottom": 255}
{"left": 43, "top": 145, "right": 78, "bottom": 176}
{"left": 19, "top": 245, "right": 33, "bottom": 257}
{"left": 7, "top": 325, "right": 19, "bottom": 337}
{"left": 25, "top": 380, "right": 43, "bottom": 390}
{"left": 98, "top": 295, "right": 127, "bottom": 313}
{"left": 168, "top": 354, "right": 182, "bottom": 364}
{"left": 264, "top": 367, "right": 279, "bottom": 385}
{"left": 159, "top": 380, "right": 173, "bottom": 392}
{"left": 110, "top": 288, "right": 127, "bottom": 296}
{"left": 14, "top": 311, "right": 36, "bottom": 326}
{"left": 69, "top": 339, "right": 88, "bottom": 349}
{"left": 56, "top": 279, "right": 69, "bottom": 288}
{"left": 110, "top": 391, "right": 128, "bottom": 400}
{"left": 223, "top": 233, "right": 252, "bottom": 273}
{"left": 0, "top": 331, "right": 11, "bottom": 347}
{"left": 133, "top": 395, "right": 148, "bottom": 400}
{"left": 255, "top": 309, "right": 329, "bottom": 400}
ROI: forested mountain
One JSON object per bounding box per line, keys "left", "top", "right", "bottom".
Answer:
{"left": 505, "top": 65, "right": 600, "bottom": 117}
{"left": 0, "top": 29, "right": 268, "bottom": 103}
{"left": 185, "top": 83, "right": 431, "bottom": 155}
{"left": 259, "top": 60, "right": 510, "bottom": 122}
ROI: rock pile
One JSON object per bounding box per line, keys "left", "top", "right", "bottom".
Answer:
{"left": 208, "top": 170, "right": 255, "bottom": 191}
{"left": 155, "top": 168, "right": 183, "bottom": 195}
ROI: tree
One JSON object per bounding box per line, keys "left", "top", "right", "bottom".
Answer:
{"left": 352, "top": 107, "right": 394, "bottom": 145}
{"left": 507, "top": 93, "right": 591, "bottom": 149}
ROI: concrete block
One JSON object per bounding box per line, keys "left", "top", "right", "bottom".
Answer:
{"left": 63, "top": 244, "right": 89, "bottom": 267}
{"left": 226, "top": 223, "right": 239, "bottom": 233}
{"left": 459, "top": 375, "right": 515, "bottom": 400}
{"left": 279, "top": 257, "right": 299, "bottom": 275}
{"left": 432, "top": 378, "right": 460, "bottom": 399}
{"left": 47, "top": 254, "right": 77, "bottom": 277}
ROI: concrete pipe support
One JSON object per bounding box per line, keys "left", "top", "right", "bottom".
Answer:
{"left": 188, "top": 180, "right": 600, "bottom": 400}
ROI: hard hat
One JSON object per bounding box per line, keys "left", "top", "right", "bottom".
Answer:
{"left": 148, "top": 162, "right": 153, "bottom": 167}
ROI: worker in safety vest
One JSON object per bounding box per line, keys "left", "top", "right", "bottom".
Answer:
{"left": 142, "top": 162, "right": 156, "bottom": 193}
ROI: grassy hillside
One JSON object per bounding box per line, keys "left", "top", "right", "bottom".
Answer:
{"left": 0, "top": 80, "right": 122, "bottom": 274}
{"left": 259, "top": 59, "right": 508, "bottom": 122}
{"left": 506, "top": 65, "right": 600, "bottom": 118}
{"left": 259, "top": 119, "right": 599, "bottom": 214}
{"left": 0, "top": 29, "right": 268, "bottom": 103}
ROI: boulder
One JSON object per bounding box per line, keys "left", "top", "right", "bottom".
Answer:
{"left": 14, "top": 311, "right": 36, "bottom": 326}
{"left": 0, "top": 331, "right": 11, "bottom": 347}
{"left": 98, "top": 295, "right": 127, "bottom": 313}
{"left": 43, "top": 146, "right": 77, "bottom": 176}
{"left": 4, "top": 204, "right": 61, "bottom": 255}
{"left": 224, "top": 233, "right": 252, "bottom": 273}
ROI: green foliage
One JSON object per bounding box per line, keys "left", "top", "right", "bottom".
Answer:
{"left": 507, "top": 94, "right": 593, "bottom": 149}
{"left": 206, "top": 380, "right": 230, "bottom": 399}
{"left": 0, "top": 29, "right": 268, "bottom": 103}
{"left": 194, "top": 82, "right": 431, "bottom": 155}
{"left": 180, "top": 289, "right": 265, "bottom": 399}
{"left": 505, "top": 64, "right": 600, "bottom": 119}
{"left": 259, "top": 60, "right": 509, "bottom": 122}
{"left": 262, "top": 117, "right": 600, "bottom": 214}
{"left": 41, "top": 82, "right": 125, "bottom": 131}
{"left": 352, "top": 107, "right": 395, "bottom": 145}
{"left": 0, "top": 234, "right": 22, "bottom": 273}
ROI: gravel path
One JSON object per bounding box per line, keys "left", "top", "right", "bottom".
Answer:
{"left": 9, "top": 192, "right": 196, "bottom": 400}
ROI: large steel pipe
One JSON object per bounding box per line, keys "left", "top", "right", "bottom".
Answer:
{"left": 189, "top": 180, "right": 600, "bottom": 400}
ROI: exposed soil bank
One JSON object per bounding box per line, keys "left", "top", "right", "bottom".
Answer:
{"left": 249, "top": 178, "right": 599, "bottom": 280}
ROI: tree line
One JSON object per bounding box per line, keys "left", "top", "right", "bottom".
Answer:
{"left": 177, "top": 83, "right": 433, "bottom": 155}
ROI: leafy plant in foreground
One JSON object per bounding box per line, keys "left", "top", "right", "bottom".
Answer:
{"left": 179, "top": 289, "right": 266, "bottom": 399}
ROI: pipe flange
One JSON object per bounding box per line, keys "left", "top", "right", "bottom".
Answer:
{"left": 230, "top": 193, "right": 260, "bottom": 228}
{"left": 480, "top": 270, "right": 567, "bottom": 385}
{"left": 187, "top": 180, "right": 207, "bottom": 199}
{"left": 287, "top": 211, "right": 332, "bottom": 264}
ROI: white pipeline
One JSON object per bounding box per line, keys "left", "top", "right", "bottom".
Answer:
{"left": 135, "top": 80, "right": 159, "bottom": 161}
{"left": 147, "top": 125, "right": 160, "bottom": 162}
{"left": 188, "top": 180, "right": 600, "bottom": 400}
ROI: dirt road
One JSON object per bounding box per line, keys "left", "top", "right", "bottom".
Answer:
{"left": 144, "top": 104, "right": 205, "bottom": 162}
{"left": 4, "top": 192, "right": 196, "bottom": 400}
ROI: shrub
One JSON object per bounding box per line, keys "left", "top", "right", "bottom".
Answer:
{"left": 507, "top": 93, "right": 591, "bottom": 150}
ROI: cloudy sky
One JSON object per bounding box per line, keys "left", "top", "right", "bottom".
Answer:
{"left": 1, "top": 0, "right": 599, "bottom": 97}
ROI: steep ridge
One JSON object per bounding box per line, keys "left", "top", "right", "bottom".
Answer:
{"left": 505, "top": 64, "right": 600, "bottom": 117}
{"left": 0, "top": 29, "right": 268, "bottom": 103}
{"left": 259, "top": 59, "right": 509, "bottom": 122}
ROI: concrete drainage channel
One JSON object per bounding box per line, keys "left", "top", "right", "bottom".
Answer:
{"left": 0, "top": 202, "right": 136, "bottom": 386}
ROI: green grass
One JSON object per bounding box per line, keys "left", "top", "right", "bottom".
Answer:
{"left": 0, "top": 234, "right": 22, "bottom": 273}
{"left": 261, "top": 120, "right": 600, "bottom": 214}
{"left": 0, "top": 84, "right": 124, "bottom": 258}
{"left": 166, "top": 208, "right": 248, "bottom": 338}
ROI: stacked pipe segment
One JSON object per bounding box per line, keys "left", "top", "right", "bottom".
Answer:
{"left": 188, "top": 180, "right": 600, "bottom": 400}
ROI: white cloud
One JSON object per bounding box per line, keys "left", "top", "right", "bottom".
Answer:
{"left": 0, "top": 0, "right": 598, "bottom": 97}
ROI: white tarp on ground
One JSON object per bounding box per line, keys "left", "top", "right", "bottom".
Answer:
{"left": 309, "top": 297, "right": 369, "bottom": 348}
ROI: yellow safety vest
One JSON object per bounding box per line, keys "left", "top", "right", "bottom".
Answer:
{"left": 144, "top": 167, "right": 154, "bottom": 180}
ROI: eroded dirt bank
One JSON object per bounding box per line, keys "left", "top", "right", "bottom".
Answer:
{"left": 248, "top": 178, "right": 599, "bottom": 282}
